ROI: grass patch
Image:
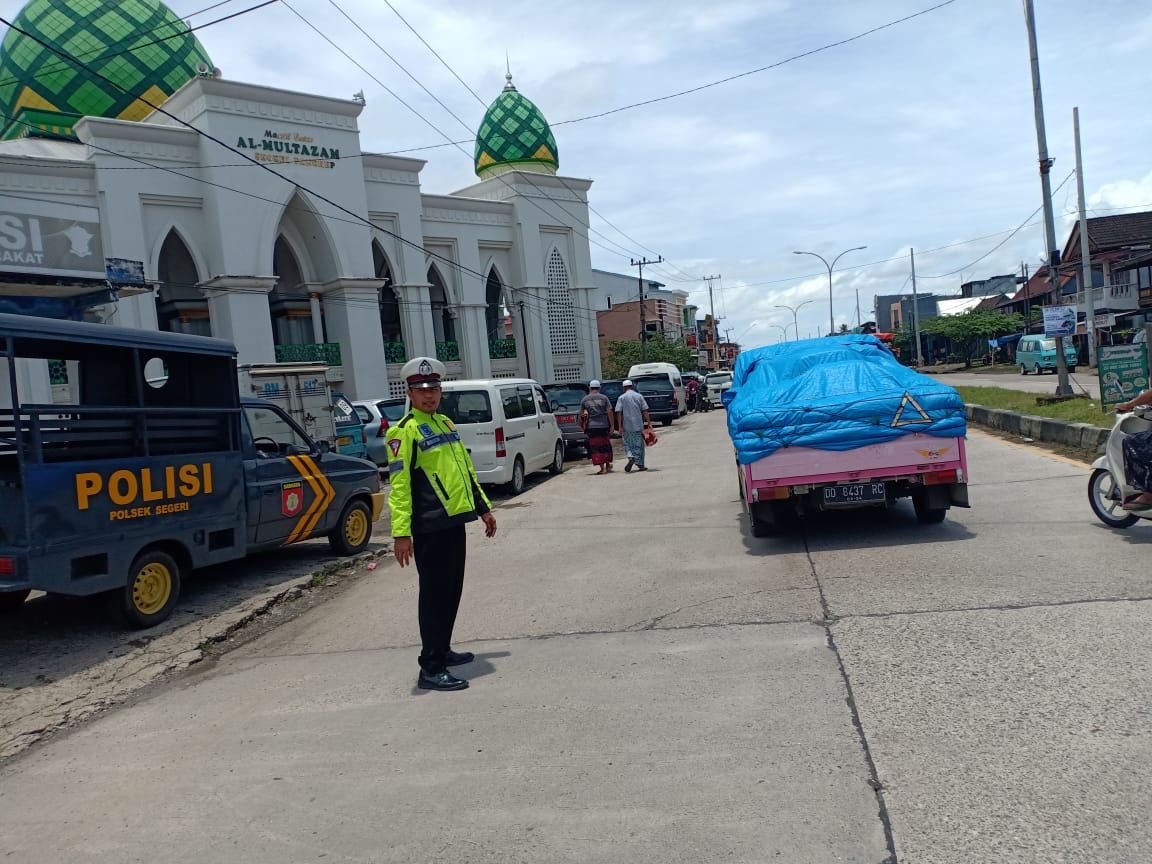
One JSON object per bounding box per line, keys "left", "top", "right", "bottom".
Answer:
{"left": 954, "top": 385, "right": 1111, "bottom": 428}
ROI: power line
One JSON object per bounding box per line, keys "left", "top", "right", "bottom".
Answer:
{"left": 919, "top": 169, "right": 1076, "bottom": 278}
{"left": 0, "top": 0, "right": 277, "bottom": 93}
{"left": 282, "top": 0, "right": 646, "bottom": 265}
{"left": 347, "top": 0, "right": 702, "bottom": 284}
{"left": 376, "top": 0, "right": 959, "bottom": 157}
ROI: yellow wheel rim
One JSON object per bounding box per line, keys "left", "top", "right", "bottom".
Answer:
{"left": 132, "top": 562, "right": 173, "bottom": 615}
{"left": 344, "top": 508, "right": 369, "bottom": 547}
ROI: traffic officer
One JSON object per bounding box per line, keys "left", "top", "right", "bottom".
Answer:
{"left": 386, "top": 357, "right": 497, "bottom": 691}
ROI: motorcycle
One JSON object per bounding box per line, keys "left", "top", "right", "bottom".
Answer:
{"left": 1088, "top": 406, "right": 1152, "bottom": 528}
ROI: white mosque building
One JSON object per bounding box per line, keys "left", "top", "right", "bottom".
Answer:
{"left": 0, "top": 0, "right": 602, "bottom": 405}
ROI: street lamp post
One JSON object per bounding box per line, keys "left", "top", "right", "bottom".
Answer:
{"left": 774, "top": 299, "right": 815, "bottom": 341}
{"left": 793, "top": 246, "right": 867, "bottom": 336}
{"left": 765, "top": 323, "right": 790, "bottom": 343}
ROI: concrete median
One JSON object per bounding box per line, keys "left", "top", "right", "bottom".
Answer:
{"left": 966, "top": 404, "right": 1108, "bottom": 453}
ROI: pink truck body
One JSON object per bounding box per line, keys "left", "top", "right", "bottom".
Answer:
{"left": 742, "top": 433, "right": 967, "bottom": 501}
{"left": 738, "top": 432, "right": 969, "bottom": 533}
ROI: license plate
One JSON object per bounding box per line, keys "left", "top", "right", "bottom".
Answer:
{"left": 558, "top": 414, "right": 575, "bottom": 424}
{"left": 337, "top": 436, "right": 351, "bottom": 446}
{"left": 822, "top": 483, "right": 886, "bottom": 506}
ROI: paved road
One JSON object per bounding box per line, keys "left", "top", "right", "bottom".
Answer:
{"left": 932, "top": 367, "right": 1103, "bottom": 400}
{"left": 3, "top": 412, "right": 1150, "bottom": 863}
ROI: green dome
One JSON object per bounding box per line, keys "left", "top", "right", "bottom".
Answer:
{"left": 0, "top": 0, "right": 213, "bottom": 140}
{"left": 474, "top": 74, "right": 558, "bottom": 179}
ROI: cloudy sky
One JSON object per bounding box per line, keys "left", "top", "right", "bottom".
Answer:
{"left": 6, "top": 0, "right": 1151, "bottom": 349}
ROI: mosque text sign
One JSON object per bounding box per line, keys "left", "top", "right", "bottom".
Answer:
{"left": 0, "top": 197, "right": 104, "bottom": 278}
{"left": 235, "top": 129, "right": 342, "bottom": 169}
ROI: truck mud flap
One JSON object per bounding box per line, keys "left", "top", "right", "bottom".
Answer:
{"left": 949, "top": 483, "right": 970, "bottom": 508}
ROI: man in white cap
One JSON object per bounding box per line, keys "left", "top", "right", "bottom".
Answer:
{"left": 579, "top": 379, "right": 616, "bottom": 474}
{"left": 386, "top": 357, "right": 497, "bottom": 691}
{"left": 615, "top": 379, "right": 653, "bottom": 472}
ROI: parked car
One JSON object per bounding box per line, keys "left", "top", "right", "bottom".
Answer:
{"left": 704, "top": 372, "right": 733, "bottom": 407}
{"left": 543, "top": 383, "right": 590, "bottom": 456}
{"left": 598, "top": 379, "right": 625, "bottom": 409}
{"left": 1016, "top": 335, "right": 1078, "bottom": 375}
{"left": 330, "top": 391, "right": 369, "bottom": 460}
{"left": 353, "top": 397, "right": 408, "bottom": 466}
{"left": 628, "top": 362, "right": 687, "bottom": 415}
{"left": 436, "top": 379, "right": 565, "bottom": 494}
{"left": 633, "top": 375, "right": 678, "bottom": 426}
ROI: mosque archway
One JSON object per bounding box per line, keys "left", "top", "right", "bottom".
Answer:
{"left": 155, "top": 230, "right": 209, "bottom": 336}
{"left": 375, "top": 242, "right": 406, "bottom": 363}
{"left": 427, "top": 264, "right": 456, "bottom": 358}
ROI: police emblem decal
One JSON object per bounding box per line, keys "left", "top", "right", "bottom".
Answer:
{"left": 388, "top": 439, "right": 403, "bottom": 457}
{"left": 282, "top": 481, "right": 304, "bottom": 517}
{"left": 418, "top": 359, "right": 433, "bottom": 376}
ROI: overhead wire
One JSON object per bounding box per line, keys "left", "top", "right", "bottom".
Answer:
{"left": 281, "top": 0, "right": 648, "bottom": 267}
{"left": 359, "top": 0, "right": 702, "bottom": 285}
{"left": 0, "top": 0, "right": 278, "bottom": 92}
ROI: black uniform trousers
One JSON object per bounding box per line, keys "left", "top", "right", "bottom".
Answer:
{"left": 413, "top": 523, "right": 468, "bottom": 674}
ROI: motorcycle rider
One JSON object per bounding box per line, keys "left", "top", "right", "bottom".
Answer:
{"left": 1116, "top": 388, "right": 1152, "bottom": 509}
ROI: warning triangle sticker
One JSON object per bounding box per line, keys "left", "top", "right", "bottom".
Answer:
{"left": 891, "top": 392, "right": 932, "bottom": 427}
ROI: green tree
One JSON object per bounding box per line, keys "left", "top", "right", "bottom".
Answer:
{"left": 604, "top": 333, "right": 697, "bottom": 379}
{"left": 919, "top": 309, "right": 1023, "bottom": 368}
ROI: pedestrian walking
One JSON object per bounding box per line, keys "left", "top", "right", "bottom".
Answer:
{"left": 580, "top": 379, "right": 616, "bottom": 474}
{"left": 615, "top": 379, "right": 653, "bottom": 473}
{"left": 386, "top": 357, "right": 498, "bottom": 692}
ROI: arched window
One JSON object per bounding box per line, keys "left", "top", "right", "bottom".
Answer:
{"left": 485, "top": 268, "right": 516, "bottom": 360}
{"left": 155, "top": 231, "right": 208, "bottom": 336}
{"left": 427, "top": 265, "right": 455, "bottom": 346}
{"left": 270, "top": 236, "right": 312, "bottom": 346}
{"left": 375, "top": 243, "right": 405, "bottom": 363}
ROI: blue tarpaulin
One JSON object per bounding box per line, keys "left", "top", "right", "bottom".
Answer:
{"left": 724, "top": 334, "right": 967, "bottom": 465}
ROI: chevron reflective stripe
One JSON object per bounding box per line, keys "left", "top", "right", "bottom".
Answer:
{"left": 284, "top": 454, "right": 336, "bottom": 544}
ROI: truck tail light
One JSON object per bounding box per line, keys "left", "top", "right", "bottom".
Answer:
{"left": 924, "top": 469, "right": 958, "bottom": 485}
{"left": 0, "top": 557, "right": 15, "bottom": 577}
{"left": 495, "top": 427, "right": 507, "bottom": 458}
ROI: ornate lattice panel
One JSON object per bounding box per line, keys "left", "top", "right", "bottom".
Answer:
{"left": 546, "top": 249, "right": 578, "bottom": 356}
{"left": 553, "top": 365, "right": 583, "bottom": 383}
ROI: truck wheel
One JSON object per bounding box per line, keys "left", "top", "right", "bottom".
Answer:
{"left": 114, "top": 550, "right": 181, "bottom": 629}
{"left": 548, "top": 442, "right": 564, "bottom": 475}
{"left": 0, "top": 589, "right": 30, "bottom": 613}
{"left": 912, "top": 492, "right": 947, "bottom": 524}
{"left": 661, "top": 418, "right": 672, "bottom": 427}
{"left": 329, "top": 499, "right": 372, "bottom": 556}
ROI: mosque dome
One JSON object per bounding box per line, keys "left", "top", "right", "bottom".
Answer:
{"left": 474, "top": 73, "right": 559, "bottom": 179}
{"left": 0, "top": 0, "right": 214, "bottom": 141}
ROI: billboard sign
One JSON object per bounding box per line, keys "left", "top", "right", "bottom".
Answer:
{"left": 0, "top": 196, "right": 104, "bottom": 279}
{"left": 1098, "top": 344, "right": 1149, "bottom": 409}
{"left": 1042, "top": 305, "right": 1077, "bottom": 337}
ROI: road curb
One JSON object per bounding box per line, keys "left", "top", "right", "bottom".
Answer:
{"left": 966, "top": 403, "right": 1108, "bottom": 452}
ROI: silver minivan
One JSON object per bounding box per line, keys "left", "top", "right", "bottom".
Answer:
{"left": 1016, "top": 335, "right": 1078, "bottom": 375}
{"left": 434, "top": 379, "right": 565, "bottom": 494}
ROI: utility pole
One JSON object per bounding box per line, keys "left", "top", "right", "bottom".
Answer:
{"left": 1074, "top": 106, "right": 1096, "bottom": 368}
{"left": 910, "top": 248, "right": 924, "bottom": 366}
{"left": 1024, "top": 0, "right": 1072, "bottom": 395}
{"left": 703, "top": 273, "right": 721, "bottom": 370}
{"left": 631, "top": 256, "right": 662, "bottom": 362}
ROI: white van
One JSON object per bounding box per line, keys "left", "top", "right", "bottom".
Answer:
{"left": 627, "top": 362, "right": 687, "bottom": 416}
{"left": 433, "top": 379, "right": 564, "bottom": 494}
